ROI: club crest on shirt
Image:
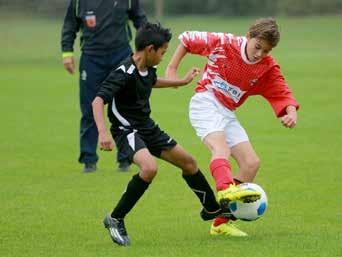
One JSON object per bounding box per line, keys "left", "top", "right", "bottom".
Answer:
{"left": 85, "top": 11, "right": 96, "bottom": 28}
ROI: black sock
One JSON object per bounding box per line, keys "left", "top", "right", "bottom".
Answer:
{"left": 233, "top": 178, "right": 243, "bottom": 185}
{"left": 182, "top": 170, "right": 220, "bottom": 212}
{"left": 111, "top": 173, "right": 150, "bottom": 219}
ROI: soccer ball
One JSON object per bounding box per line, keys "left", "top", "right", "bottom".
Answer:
{"left": 229, "top": 183, "right": 268, "bottom": 221}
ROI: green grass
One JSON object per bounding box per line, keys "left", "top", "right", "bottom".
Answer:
{"left": 1, "top": 15, "right": 342, "bottom": 257}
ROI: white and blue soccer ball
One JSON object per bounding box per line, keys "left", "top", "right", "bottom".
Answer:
{"left": 229, "top": 183, "right": 268, "bottom": 221}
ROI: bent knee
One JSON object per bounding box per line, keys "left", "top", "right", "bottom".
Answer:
{"left": 140, "top": 162, "right": 158, "bottom": 181}
{"left": 243, "top": 157, "right": 261, "bottom": 173}
{"left": 181, "top": 155, "right": 198, "bottom": 175}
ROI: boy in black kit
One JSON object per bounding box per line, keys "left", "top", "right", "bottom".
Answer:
{"left": 92, "top": 22, "right": 258, "bottom": 246}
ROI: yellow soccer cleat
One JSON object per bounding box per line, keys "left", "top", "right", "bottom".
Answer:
{"left": 217, "top": 184, "right": 261, "bottom": 207}
{"left": 210, "top": 222, "right": 248, "bottom": 237}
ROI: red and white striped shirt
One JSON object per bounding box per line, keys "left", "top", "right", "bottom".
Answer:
{"left": 179, "top": 31, "right": 299, "bottom": 117}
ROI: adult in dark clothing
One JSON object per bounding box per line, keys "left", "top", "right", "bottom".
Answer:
{"left": 61, "top": 0, "right": 147, "bottom": 172}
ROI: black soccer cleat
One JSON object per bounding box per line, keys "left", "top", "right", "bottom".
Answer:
{"left": 200, "top": 206, "right": 237, "bottom": 221}
{"left": 220, "top": 206, "right": 237, "bottom": 220}
{"left": 200, "top": 208, "right": 222, "bottom": 221}
{"left": 103, "top": 214, "right": 131, "bottom": 246}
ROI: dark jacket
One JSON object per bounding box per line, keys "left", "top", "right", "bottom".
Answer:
{"left": 61, "top": 0, "right": 147, "bottom": 55}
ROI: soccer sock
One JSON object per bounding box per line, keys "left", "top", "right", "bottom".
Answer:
{"left": 210, "top": 159, "right": 234, "bottom": 227}
{"left": 182, "top": 170, "right": 221, "bottom": 212}
{"left": 214, "top": 216, "right": 229, "bottom": 226}
{"left": 111, "top": 173, "right": 150, "bottom": 219}
{"left": 209, "top": 158, "right": 234, "bottom": 191}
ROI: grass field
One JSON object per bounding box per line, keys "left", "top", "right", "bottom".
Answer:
{"left": 1, "top": 15, "right": 342, "bottom": 257}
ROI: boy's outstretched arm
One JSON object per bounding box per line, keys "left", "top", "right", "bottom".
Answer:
{"left": 165, "top": 44, "right": 188, "bottom": 79}
{"left": 92, "top": 97, "right": 114, "bottom": 151}
{"left": 154, "top": 67, "right": 200, "bottom": 88}
{"left": 280, "top": 105, "right": 297, "bottom": 128}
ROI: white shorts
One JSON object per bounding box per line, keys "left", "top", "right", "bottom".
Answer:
{"left": 189, "top": 91, "right": 249, "bottom": 147}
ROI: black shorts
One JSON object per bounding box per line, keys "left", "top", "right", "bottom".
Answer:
{"left": 110, "top": 122, "right": 177, "bottom": 162}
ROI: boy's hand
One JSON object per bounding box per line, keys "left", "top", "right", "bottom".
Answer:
{"left": 183, "top": 67, "right": 200, "bottom": 84}
{"left": 99, "top": 131, "right": 114, "bottom": 151}
{"left": 281, "top": 108, "right": 297, "bottom": 128}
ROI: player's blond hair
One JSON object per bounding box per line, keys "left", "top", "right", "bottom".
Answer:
{"left": 248, "top": 18, "right": 280, "bottom": 47}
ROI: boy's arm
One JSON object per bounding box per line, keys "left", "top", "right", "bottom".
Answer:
{"left": 166, "top": 31, "right": 222, "bottom": 79}
{"left": 92, "top": 68, "right": 127, "bottom": 150}
{"left": 92, "top": 97, "right": 114, "bottom": 151}
{"left": 154, "top": 67, "right": 200, "bottom": 88}
{"left": 165, "top": 44, "right": 188, "bottom": 79}
{"left": 261, "top": 65, "right": 299, "bottom": 128}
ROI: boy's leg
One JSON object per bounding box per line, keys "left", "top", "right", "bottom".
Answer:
{"left": 110, "top": 171, "right": 150, "bottom": 219}
{"left": 210, "top": 142, "right": 261, "bottom": 236}
{"left": 203, "top": 132, "right": 260, "bottom": 236}
{"left": 231, "top": 141, "right": 260, "bottom": 182}
{"left": 105, "top": 137, "right": 157, "bottom": 245}
{"left": 204, "top": 132, "right": 261, "bottom": 204}
{"left": 104, "top": 168, "right": 150, "bottom": 246}
{"left": 160, "top": 144, "right": 221, "bottom": 218}
{"left": 113, "top": 148, "right": 158, "bottom": 220}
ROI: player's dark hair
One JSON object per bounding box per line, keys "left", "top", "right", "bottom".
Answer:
{"left": 248, "top": 18, "right": 280, "bottom": 47}
{"left": 135, "top": 22, "right": 172, "bottom": 51}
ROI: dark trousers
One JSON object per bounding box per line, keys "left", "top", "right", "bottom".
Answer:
{"left": 78, "top": 47, "right": 131, "bottom": 164}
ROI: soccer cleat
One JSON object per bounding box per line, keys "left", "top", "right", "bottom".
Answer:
{"left": 210, "top": 221, "right": 248, "bottom": 237}
{"left": 217, "top": 184, "right": 261, "bottom": 208}
{"left": 220, "top": 206, "right": 237, "bottom": 220}
{"left": 103, "top": 214, "right": 131, "bottom": 246}
{"left": 200, "top": 208, "right": 222, "bottom": 221}
{"left": 200, "top": 207, "right": 236, "bottom": 221}
{"left": 82, "top": 163, "right": 97, "bottom": 173}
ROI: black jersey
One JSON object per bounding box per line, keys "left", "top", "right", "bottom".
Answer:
{"left": 97, "top": 55, "right": 157, "bottom": 129}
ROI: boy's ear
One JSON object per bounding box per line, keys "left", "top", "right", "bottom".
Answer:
{"left": 246, "top": 32, "right": 251, "bottom": 40}
{"left": 146, "top": 44, "right": 155, "bottom": 53}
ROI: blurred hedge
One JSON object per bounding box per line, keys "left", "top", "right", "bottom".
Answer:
{"left": 0, "top": 0, "right": 341, "bottom": 17}
{"left": 146, "top": 0, "right": 342, "bottom": 16}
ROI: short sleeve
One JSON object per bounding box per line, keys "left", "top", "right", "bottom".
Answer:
{"left": 97, "top": 68, "right": 127, "bottom": 104}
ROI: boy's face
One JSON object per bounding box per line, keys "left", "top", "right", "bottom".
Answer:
{"left": 246, "top": 35, "right": 273, "bottom": 63}
{"left": 146, "top": 42, "right": 169, "bottom": 67}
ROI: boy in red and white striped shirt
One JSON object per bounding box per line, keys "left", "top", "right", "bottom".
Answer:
{"left": 166, "top": 18, "right": 299, "bottom": 236}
